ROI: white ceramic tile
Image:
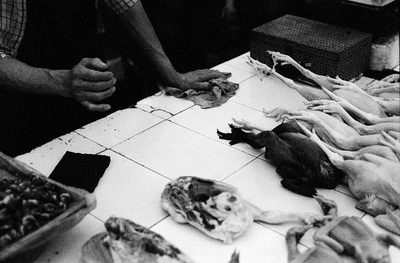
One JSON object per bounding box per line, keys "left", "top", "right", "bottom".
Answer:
{"left": 136, "top": 90, "right": 195, "bottom": 117}
{"left": 16, "top": 52, "right": 399, "bottom": 263}
{"left": 89, "top": 150, "right": 170, "bottom": 227}
{"left": 230, "top": 74, "right": 308, "bottom": 112}
{"left": 112, "top": 121, "right": 256, "bottom": 181}
{"left": 224, "top": 52, "right": 256, "bottom": 73}
{"left": 334, "top": 183, "right": 354, "bottom": 197}
{"left": 75, "top": 108, "right": 164, "bottom": 148}
{"left": 31, "top": 215, "right": 104, "bottom": 263}
{"left": 212, "top": 63, "right": 255, "bottom": 84}
{"left": 170, "top": 100, "right": 279, "bottom": 157}
{"left": 152, "top": 217, "right": 293, "bottom": 263}
{"left": 223, "top": 158, "right": 363, "bottom": 236}
{"left": 16, "top": 132, "right": 105, "bottom": 176}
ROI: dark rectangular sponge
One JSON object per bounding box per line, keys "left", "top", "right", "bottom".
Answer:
{"left": 49, "top": 151, "right": 110, "bottom": 193}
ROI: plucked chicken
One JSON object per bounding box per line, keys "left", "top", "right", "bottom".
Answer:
{"left": 295, "top": 121, "right": 400, "bottom": 217}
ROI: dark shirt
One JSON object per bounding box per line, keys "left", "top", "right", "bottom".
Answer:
{"left": 0, "top": 0, "right": 141, "bottom": 157}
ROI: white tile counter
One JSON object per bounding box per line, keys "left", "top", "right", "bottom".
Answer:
{"left": 16, "top": 53, "right": 400, "bottom": 263}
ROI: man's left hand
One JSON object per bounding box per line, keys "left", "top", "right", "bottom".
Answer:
{"left": 177, "top": 69, "right": 231, "bottom": 91}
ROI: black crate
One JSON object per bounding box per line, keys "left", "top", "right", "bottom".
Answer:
{"left": 294, "top": 0, "right": 399, "bottom": 38}
{"left": 250, "top": 15, "right": 373, "bottom": 81}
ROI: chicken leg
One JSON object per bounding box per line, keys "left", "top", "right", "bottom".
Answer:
{"left": 306, "top": 98, "right": 400, "bottom": 135}
{"left": 247, "top": 56, "right": 330, "bottom": 101}
{"left": 364, "top": 74, "right": 400, "bottom": 96}
{"left": 267, "top": 51, "right": 387, "bottom": 118}
{"left": 319, "top": 87, "right": 400, "bottom": 124}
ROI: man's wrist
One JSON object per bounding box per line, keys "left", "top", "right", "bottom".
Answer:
{"left": 47, "top": 69, "right": 72, "bottom": 98}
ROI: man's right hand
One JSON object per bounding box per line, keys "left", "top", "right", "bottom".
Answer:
{"left": 66, "top": 58, "right": 116, "bottom": 112}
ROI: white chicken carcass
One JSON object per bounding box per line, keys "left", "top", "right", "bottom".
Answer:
{"left": 266, "top": 107, "right": 400, "bottom": 163}
{"left": 295, "top": 121, "right": 400, "bottom": 218}
{"left": 248, "top": 51, "right": 388, "bottom": 117}
{"left": 307, "top": 87, "right": 400, "bottom": 135}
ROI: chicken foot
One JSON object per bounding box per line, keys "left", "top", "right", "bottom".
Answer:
{"left": 324, "top": 141, "right": 400, "bottom": 163}
{"left": 229, "top": 118, "right": 268, "bottom": 134}
{"left": 364, "top": 73, "right": 400, "bottom": 96}
{"left": 319, "top": 86, "right": 400, "bottom": 124}
{"left": 366, "top": 82, "right": 400, "bottom": 96}
{"left": 306, "top": 98, "right": 400, "bottom": 135}
{"left": 267, "top": 51, "right": 387, "bottom": 118}
{"left": 247, "top": 56, "right": 330, "bottom": 101}
{"left": 324, "top": 76, "right": 399, "bottom": 117}
{"left": 269, "top": 51, "right": 342, "bottom": 93}
{"left": 264, "top": 107, "right": 360, "bottom": 145}
{"left": 286, "top": 110, "right": 386, "bottom": 150}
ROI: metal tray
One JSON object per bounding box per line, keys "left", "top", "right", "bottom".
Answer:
{"left": 0, "top": 151, "right": 96, "bottom": 263}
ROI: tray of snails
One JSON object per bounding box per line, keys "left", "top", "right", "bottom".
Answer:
{"left": 0, "top": 151, "right": 96, "bottom": 263}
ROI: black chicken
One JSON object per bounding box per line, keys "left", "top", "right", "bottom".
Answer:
{"left": 217, "top": 119, "right": 344, "bottom": 197}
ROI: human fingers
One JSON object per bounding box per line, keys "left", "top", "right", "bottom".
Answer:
{"left": 74, "top": 86, "right": 116, "bottom": 103}
{"left": 188, "top": 81, "right": 213, "bottom": 91}
{"left": 185, "top": 69, "right": 231, "bottom": 82}
{"left": 71, "top": 76, "right": 117, "bottom": 93}
{"left": 80, "top": 100, "right": 112, "bottom": 112}
{"left": 69, "top": 59, "right": 116, "bottom": 94}
{"left": 178, "top": 70, "right": 232, "bottom": 91}
{"left": 81, "top": 57, "right": 109, "bottom": 72}
{"left": 74, "top": 58, "right": 114, "bottom": 82}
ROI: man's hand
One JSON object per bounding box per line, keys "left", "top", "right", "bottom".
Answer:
{"left": 177, "top": 69, "right": 231, "bottom": 91}
{"left": 65, "top": 58, "right": 116, "bottom": 112}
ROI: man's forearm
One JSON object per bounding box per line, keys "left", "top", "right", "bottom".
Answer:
{"left": 0, "top": 57, "right": 69, "bottom": 96}
{"left": 118, "top": 0, "right": 182, "bottom": 87}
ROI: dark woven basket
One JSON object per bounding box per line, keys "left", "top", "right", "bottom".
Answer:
{"left": 250, "top": 15, "right": 372, "bottom": 81}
